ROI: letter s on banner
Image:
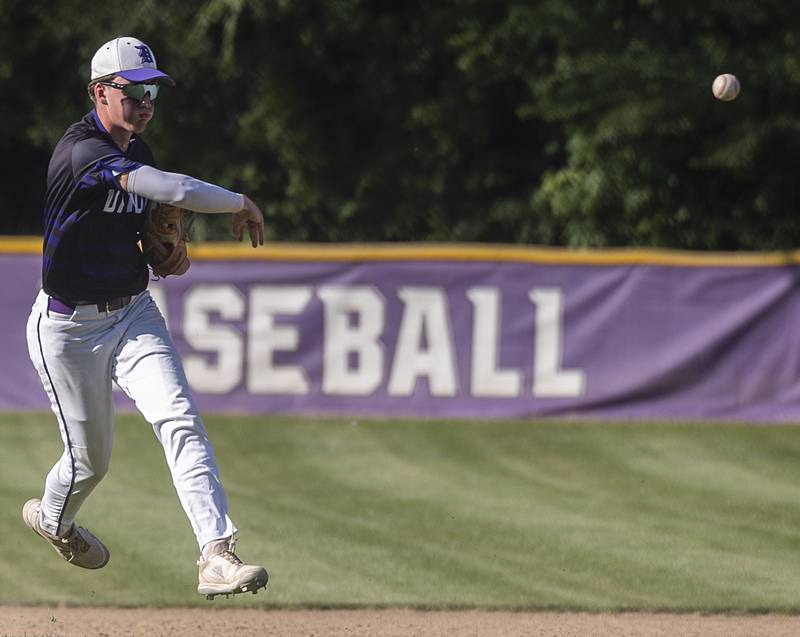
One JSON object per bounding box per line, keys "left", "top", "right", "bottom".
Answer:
{"left": 183, "top": 285, "right": 245, "bottom": 393}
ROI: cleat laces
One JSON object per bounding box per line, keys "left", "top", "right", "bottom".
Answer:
{"left": 56, "top": 527, "right": 91, "bottom": 562}
{"left": 218, "top": 548, "right": 243, "bottom": 566}
{"left": 197, "top": 537, "right": 243, "bottom": 566}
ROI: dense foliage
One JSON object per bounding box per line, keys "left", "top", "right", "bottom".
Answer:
{"left": 3, "top": 0, "right": 798, "bottom": 248}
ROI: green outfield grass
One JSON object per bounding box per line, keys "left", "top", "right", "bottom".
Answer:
{"left": 1, "top": 412, "right": 800, "bottom": 611}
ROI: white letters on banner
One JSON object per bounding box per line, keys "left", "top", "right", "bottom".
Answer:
{"left": 467, "top": 287, "right": 522, "bottom": 397}
{"left": 387, "top": 287, "right": 459, "bottom": 397}
{"left": 171, "top": 285, "right": 586, "bottom": 399}
{"left": 247, "top": 286, "right": 312, "bottom": 394}
{"left": 529, "top": 289, "right": 586, "bottom": 397}
{"left": 318, "top": 286, "right": 385, "bottom": 395}
{"left": 183, "top": 285, "right": 245, "bottom": 393}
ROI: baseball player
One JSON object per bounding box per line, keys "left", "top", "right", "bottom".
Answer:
{"left": 22, "top": 36, "right": 268, "bottom": 599}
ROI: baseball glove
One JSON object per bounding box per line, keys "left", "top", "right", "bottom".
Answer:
{"left": 142, "top": 203, "right": 190, "bottom": 277}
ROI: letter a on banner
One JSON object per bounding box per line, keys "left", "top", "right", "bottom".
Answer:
{"left": 388, "top": 287, "right": 458, "bottom": 396}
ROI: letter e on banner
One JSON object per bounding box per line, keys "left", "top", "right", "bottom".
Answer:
{"left": 247, "top": 286, "right": 312, "bottom": 394}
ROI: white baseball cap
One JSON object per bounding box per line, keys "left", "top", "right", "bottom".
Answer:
{"left": 90, "top": 36, "right": 175, "bottom": 85}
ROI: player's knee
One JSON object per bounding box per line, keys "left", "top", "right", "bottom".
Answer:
{"left": 157, "top": 415, "right": 208, "bottom": 445}
{"left": 75, "top": 454, "right": 110, "bottom": 486}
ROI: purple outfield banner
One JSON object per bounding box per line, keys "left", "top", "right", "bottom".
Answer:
{"left": 3, "top": 242, "right": 800, "bottom": 422}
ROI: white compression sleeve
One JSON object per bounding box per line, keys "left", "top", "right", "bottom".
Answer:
{"left": 125, "top": 165, "right": 245, "bottom": 213}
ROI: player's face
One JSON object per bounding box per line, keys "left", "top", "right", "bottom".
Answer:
{"left": 101, "top": 76, "right": 155, "bottom": 134}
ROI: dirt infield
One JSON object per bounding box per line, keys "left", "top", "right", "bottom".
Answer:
{"left": 3, "top": 607, "right": 800, "bottom": 637}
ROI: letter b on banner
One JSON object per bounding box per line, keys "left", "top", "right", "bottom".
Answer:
{"left": 318, "top": 286, "right": 385, "bottom": 395}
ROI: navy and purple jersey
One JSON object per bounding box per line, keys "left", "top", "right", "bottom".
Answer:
{"left": 42, "top": 110, "right": 156, "bottom": 303}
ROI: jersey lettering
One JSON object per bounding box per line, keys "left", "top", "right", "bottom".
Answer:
{"left": 104, "top": 189, "right": 122, "bottom": 213}
{"left": 103, "top": 189, "right": 147, "bottom": 214}
{"left": 127, "top": 192, "right": 147, "bottom": 214}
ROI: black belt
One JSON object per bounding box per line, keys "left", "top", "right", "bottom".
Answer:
{"left": 48, "top": 295, "right": 133, "bottom": 314}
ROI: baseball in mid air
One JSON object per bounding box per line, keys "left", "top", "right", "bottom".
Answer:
{"left": 712, "top": 74, "right": 740, "bottom": 101}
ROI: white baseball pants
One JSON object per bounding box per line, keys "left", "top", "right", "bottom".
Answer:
{"left": 26, "top": 289, "right": 236, "bottom": 549}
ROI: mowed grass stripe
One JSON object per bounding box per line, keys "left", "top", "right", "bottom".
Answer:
{"left": 1, "top": 412, "right": 800, "bottom": 611}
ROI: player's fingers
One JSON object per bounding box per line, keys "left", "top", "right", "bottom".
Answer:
{"left": 232, "top": 215, "right": 244, "bottom": 241}
{"left": 252, "top": 220, "right": 264, "bottom": 246}
{"left": 248, "top": 221, "right": 261, "bottom": 248}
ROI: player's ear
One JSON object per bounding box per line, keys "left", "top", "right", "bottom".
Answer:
{"left": 94, "top": 83, "right": 108, "bottom": 105}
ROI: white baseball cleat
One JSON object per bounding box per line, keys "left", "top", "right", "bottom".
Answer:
{"left": 22, "top": 498, "right": 110, "bottom": 569}
{"left": 197, "top": 538, "right": 268, "bottom": 600}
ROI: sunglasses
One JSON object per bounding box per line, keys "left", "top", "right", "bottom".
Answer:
{"left": 100, "top": 81, "right": 160, "bottom": 101}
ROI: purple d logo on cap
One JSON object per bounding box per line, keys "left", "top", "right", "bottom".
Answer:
{"left": 135, "top": 45, "right": 154, "bottom": 65}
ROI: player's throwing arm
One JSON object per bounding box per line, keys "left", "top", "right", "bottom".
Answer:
{"left": 121, "top": 167, "right": 265, "bottom": 251}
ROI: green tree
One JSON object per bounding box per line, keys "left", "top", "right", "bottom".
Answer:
{"left": 512, "top": 0, "right": 800, "bottom": 249}
{"left": 3, "top": 0, "right": 800, "bottom": 249}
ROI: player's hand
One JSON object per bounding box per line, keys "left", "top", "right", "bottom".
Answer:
{"left": 232, "top": 196, "right": 265, "bottom": 247}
